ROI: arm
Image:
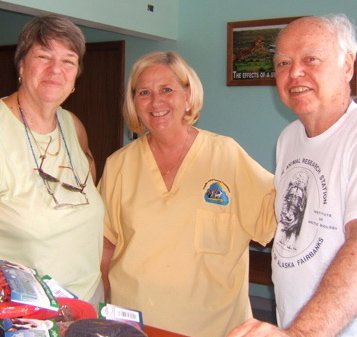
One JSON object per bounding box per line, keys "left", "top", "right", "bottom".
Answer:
{"left": 101, "top": 237, "right": 115, "bottom": 302}
{"left": 71, "top": 112, "right": 97, "bottom": 183}
{"left": 227, "top": 318, "right": 290, "bottom": 337}
{"left": 285, "top": 219, "right": 357, "bottom": 337}
{"left": 98, "top": 160, "right": 125, "bottom": 303}
{"left": 227, "top": 219, "right": 357, "bottom": 337}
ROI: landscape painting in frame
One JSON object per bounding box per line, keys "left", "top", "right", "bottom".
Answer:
{"left": 227, "top": 17, "right": 300, "bottom": 86}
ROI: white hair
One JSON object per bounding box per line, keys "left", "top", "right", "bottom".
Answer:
{"left": 276, "top": 14, "right": 357, "bottom": 66}
{"left": 318, "top": 14, "right": 357, "bottom": 65}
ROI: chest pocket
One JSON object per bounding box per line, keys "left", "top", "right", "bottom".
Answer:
{"left": 195, "top": 209, "right": 236, "bottom": 254}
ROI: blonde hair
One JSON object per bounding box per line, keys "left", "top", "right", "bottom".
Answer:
{"left": 123, "top": 51, "right": 204, "bottom": 134}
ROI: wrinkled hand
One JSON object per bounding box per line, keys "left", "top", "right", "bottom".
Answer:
{"left": 226, "top": 318, "right": 292, "bottom": 337}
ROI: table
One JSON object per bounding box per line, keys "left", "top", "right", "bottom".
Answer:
{"left": 144, "top": 325, "right": 189, "bottom": 337}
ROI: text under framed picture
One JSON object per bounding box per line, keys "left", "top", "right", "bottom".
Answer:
{"left": 227, "top": 16, "right": 300, "bottom": 86}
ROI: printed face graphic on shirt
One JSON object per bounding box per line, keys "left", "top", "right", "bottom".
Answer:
{"left": 277, "top": 171, "right": 309, "bottom": 251}
{"left": 272, "top": 156, "right": 339, "bottom": 269}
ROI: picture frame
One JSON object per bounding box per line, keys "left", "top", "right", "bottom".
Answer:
{"left": 227, "top": 17, "right": 300, "bottom": 86}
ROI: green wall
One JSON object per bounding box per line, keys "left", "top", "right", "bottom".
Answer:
{"left": 0, "top": 0, "right": 178, "bottom": 39}
{"left": 176, "top": 0, "right": 357, "bottom": 173}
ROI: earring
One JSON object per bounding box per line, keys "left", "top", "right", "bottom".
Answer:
{"left": 18, "top": 76, "right": 22, "bottom": 84}
{"left": 71, "top": 87, "right": 76, "bottom": 93}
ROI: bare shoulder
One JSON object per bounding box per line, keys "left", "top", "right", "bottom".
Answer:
{"left": 69, "top": 112, "right": 87, "bottom": 140}
{"left": 67, "top": 111, "right": 97, "bottom": 181}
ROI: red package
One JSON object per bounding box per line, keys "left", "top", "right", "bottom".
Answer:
{"left": 0, "top": 301, "right": 42, "bottom": 319}
{"left": 26, "top": 297, "right": 97, "bottom": 321}
{"left": 0, "top": 297, "right": 97, "bottom": 321}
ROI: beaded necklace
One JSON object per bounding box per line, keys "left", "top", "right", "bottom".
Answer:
{"left": 16, "top": 95, "right": 61, "bottom": 157}
{"left": 17, "top": 94, "right": 83, "bottom": 188}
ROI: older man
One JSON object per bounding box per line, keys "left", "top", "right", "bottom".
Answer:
{"left": 228, "top": 14, "right": 357, "bottom": 337}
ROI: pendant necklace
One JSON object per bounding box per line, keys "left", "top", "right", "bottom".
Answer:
{"left": 152, "top": 128, "right": 191, "bottom": 177}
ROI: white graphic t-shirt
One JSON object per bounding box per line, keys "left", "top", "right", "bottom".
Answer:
{"left": 272, "top": 101, "right": 357, "bottom": 337}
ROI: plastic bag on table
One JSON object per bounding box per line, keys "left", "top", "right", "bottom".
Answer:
{"left": 0, "top": 260, "right": 58, "bottom": 310}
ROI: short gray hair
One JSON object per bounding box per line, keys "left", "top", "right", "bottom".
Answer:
{"left": 15, "top": 14, "right": 86, "bottom": 77}
{"left": 320, "top": 14, "right": 357, "bottom": 65}
{"left": 276, "top": 14, "right": 357, "bottom": 66}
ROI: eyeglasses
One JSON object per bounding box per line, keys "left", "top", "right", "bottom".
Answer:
{"left": 36, "top": 139, "right": 90, "bottom": 209}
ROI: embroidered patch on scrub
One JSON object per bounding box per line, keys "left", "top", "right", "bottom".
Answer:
{"left": 203, "top": 179, "right": 230, "bottom": 205}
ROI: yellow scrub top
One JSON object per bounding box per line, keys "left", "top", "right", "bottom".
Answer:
{"left": 99, "top": 129, "right": 276, "bottom": 337}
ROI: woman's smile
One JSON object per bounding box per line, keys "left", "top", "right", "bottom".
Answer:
{"left": 151, "top": 110, "right": 169, "bottom": 117}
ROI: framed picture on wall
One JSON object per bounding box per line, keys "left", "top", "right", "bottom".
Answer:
{"left": 227, "top": 17, "right": 300, "bottom": 86}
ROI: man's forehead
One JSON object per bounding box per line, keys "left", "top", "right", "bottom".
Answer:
{"left": 275, "top": 24, "right": 336, "bottom": 55}
{"left": 275, "top": 47, "right": 329, "bottom": 58}
{"left": 279, "top": 18, "right": 333, "bottom": 41}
